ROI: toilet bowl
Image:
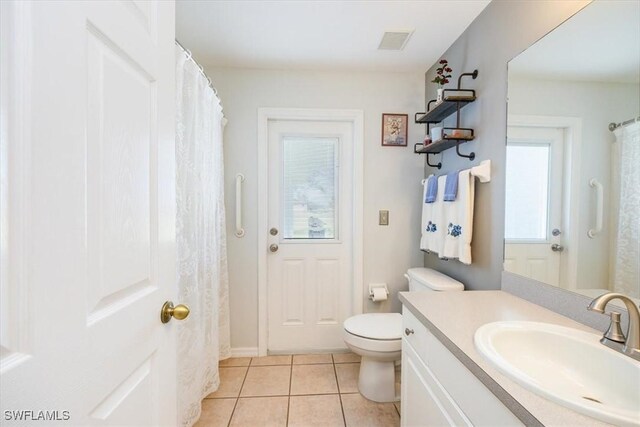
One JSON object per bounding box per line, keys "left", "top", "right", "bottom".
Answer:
{"left": 343, "top": 313, "right": 402, "bottom": 402}
{"left": 343, "top": 268, "right": 464, "bottom": 402}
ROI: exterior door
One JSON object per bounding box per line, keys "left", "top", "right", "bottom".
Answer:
{"left": 1, "top": 1, "right": 177, "bottom": 425}
{"left": 504, "top": 126, "right": 565, "bottom": 286}
{"left": 267, "top": 119, "right": 354, "bottom": 353}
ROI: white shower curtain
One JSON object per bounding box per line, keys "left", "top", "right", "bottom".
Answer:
{"left": 611, "top": 121, "right": 640, "bottom": 296}
{"left": 175, "top": 46, "right": 231, "bottom": 427}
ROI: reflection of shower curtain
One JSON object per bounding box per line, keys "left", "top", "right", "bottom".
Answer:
{"left": 611, "top": 122, "right": 639, "bottom": 296}
{"left": 175, "top": 46, "right": 231, "bottom": 427}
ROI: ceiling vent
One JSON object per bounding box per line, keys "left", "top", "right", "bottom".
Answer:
{"left": 378, "top": 30, "right": 414, "bottom": 51}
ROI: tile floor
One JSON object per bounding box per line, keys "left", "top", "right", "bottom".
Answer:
{"left": 195, "top": 353, "right": 401, "bottom": 427}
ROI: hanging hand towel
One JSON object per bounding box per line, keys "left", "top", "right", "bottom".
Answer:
{"left": 421, "top": 174, "right": 444, "bottom": 253}
{"left": 420, "top": 175, "right": 433, "bottom": 250}
{"left": 443, "top": 170, "right": 459, "bottom": 201}
{"left": 425, "top": 175, "right": 438, "bottom": 203}
{"left": 423, "top": 175, "right": 446, "bottom": 254}
{"left": 441, "top": 169, "right": 475, "bottom": 264}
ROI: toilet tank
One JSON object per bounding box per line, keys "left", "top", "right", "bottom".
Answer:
{"left": 406, "top": 268, "right": 464, "bottom": 292}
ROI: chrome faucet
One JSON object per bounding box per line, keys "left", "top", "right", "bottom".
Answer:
{"left": 588, "top": 292, "right": 640, "bottom": 361}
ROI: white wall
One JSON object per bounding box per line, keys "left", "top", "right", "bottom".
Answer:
{"left": 209, "top": 67, "right": 425, "bottom": 349}
{"left": 508, "top": 77, "right": 640, "bottom": 290}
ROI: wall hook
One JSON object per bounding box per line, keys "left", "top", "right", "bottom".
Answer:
{"left": 426, "top": 153, "right": 442, "bottom": 169}
{"left": 455, "top": 141, "right": 475, "bottom": 161}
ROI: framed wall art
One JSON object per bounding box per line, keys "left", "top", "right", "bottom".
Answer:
{"left": 381, "top": 113, "right": 408, "bottom": 147}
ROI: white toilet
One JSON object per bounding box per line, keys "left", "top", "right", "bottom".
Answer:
{"left": 343, "top": 268, "right": 464, "bottom": 402}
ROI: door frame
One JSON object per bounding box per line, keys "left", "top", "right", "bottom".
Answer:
{"left": 507, "top": 115, "right": 582, "bottom": 291}
{"left": 257, "top": 108, "right": 364, "bottom": 356}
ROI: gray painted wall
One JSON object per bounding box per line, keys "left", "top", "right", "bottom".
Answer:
{"left": 422, "top": 0, "right": 590, "bottom": 290}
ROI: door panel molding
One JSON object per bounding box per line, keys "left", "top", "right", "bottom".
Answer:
{"left": 257, "top": 108, "right": 363, "bottom": 356}
{"left": 0, "top": 0, "right": 33, "bottom": 371}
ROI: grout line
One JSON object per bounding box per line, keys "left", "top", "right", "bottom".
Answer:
{"left": 239, "top": 393, "right": 341, "bottom": 399}
{"left": 286, "top": 358, "right": 294, "bottom": 427}
{"left": 333, "top": 356, "right": 348, "bottom": 427}
{"left": 226, "top": 359, "right": 252, "bottom": 427}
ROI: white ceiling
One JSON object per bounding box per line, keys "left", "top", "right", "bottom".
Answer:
{"left": 509, "top": 0, "right": 640, "bottom": 83}
{"left": 175, "top": 0, "right": 490, "bottom": 72}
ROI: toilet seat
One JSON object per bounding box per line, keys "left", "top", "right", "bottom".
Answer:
{"left": 344, "top": 313, "right": 402, "bottom": 340}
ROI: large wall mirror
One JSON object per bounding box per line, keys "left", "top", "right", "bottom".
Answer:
{"left": 504, "top": 0, "right": 639, "bottom": 301}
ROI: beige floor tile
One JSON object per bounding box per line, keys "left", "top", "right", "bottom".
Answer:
{"left": 240, "top": 365, "right": 291, "bottom": 397}
{"left": 290, "top": 364, "right": 338, "bottom": 395}
{"left": 288, "top": 394, "right": 345, "bottom": 427}
{"left": 341, "top": 393, "right": 400, "bottom": 427}
{"left": 292, "top": 353, "right": 333, "bottom": 365}
{"left": 219, "top": 357, "right": 251, "bottom": 367}
{"left": 230, "top": 396, "right": 288, "bottom": 427}
{"left": 194, "top": 398, "right": 236, "bottom": 427}
{"left": 250, "top": 355, "right": 292, "bottom": 366}
{"left": 206, "top": 367, "right": 248, "bottom": 398}
{"left": 332, "top": 352, "right": 361, "bottom": 364}
{"left": 393, "top": 401, "right": 401, "bottom": 416}
{"left": 335, "top": 363, "right": 360, "bottom": 393}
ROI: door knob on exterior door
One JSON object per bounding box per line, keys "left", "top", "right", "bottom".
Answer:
{"left": 160, "top": 301, "right": 190, "bottom": 323}
{"left": 269, "top": 244, "right": 279, "bottom": 253}
{"left": 551, "top": 244, "right": 564, "bottom": 252}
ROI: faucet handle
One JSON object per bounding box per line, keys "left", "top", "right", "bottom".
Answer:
{"left": 602, "top": 311, "right": 626, "bottom": 344}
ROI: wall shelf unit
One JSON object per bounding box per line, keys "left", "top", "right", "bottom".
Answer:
{"left": 415, "top": 70, "right": 478, "bottom": 169}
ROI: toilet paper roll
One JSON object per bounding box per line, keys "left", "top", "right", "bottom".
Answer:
{"left": 371, "top": 288, "right": 388, "bottom": 302}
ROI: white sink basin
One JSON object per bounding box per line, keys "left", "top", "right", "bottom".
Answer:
{"left": 474, "top": 321, "right": 640, "bottom": 426}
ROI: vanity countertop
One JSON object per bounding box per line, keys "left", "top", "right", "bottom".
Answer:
{"left": 398, "top": 290, "right": 614, "bottom": 427}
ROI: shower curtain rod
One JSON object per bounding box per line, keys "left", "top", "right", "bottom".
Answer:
{"left": 175, "top": 39, "right": 223, "bottom": 112}
{"left": 609, "top": 116, "right": 639, "bottom": 132}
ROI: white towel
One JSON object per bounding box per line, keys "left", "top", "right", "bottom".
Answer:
{"left": 421, "top": 175, "right": 446, "bottom": 253}
{"left": 441, "top": 169, "right": 475, "bottom": 264}
{"left": 420, "top": 175, "right": 432, "bottom": 251}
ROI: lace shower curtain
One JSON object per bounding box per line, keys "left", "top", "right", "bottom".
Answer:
{"left": 175, "top": 46, "right": 231, "bottom": 427}
{"left": 611, "top": 121, "right": 639, "bottom": 296}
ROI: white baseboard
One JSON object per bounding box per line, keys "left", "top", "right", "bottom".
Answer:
{"left": 229, "top": 347, "right": 259, "bottom": 357}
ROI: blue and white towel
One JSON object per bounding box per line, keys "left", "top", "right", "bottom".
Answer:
{"left": 421, "top": 175, "right": 445, "bottom": 253}
{"left": 441, "top": 169, "right": 475, "bottom": 264}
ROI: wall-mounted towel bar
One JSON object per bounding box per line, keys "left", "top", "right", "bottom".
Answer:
{"left": 588, "top": 178, "right": 603, "bottom": 238}
{"left": 235, "top": 173, "right": 245, "bottom": 238}
{"left": 420, "top": 160, "right": 491, "bottom": 184}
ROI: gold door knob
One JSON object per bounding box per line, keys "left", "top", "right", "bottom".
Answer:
{"left": 160, "top": 301, "right": 190, "bottom": 324}
{"left": 269, "top": 244, "right": 279, "bottom": 253}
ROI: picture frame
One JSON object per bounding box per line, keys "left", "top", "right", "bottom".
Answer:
{"left": 381, "top": 113, "right": 408, "bottom": 147}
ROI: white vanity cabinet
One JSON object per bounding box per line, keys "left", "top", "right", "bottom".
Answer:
{"left": 401, "top": 307, "right": 524, "bottom": 427}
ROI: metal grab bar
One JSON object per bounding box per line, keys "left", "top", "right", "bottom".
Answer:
{"left": 235, "top": 174, "right": 245, "bottom": 238}
{"left": 588, "top": 178, "right": 603, "bottom": 238}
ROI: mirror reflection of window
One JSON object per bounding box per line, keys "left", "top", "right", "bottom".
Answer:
{"left": 505, "top": 144, "right": 550, "bottom": 241}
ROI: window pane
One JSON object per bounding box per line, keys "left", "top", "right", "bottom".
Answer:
{"left": 505, "top": 144, "right": 549, "bottom": 240}
{"left": 282, "top": 137, "right": 338, "bottom": 239}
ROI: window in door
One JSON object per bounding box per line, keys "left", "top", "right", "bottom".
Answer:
{"left": 281, "top": 136, "right": 339, "bottom": 240}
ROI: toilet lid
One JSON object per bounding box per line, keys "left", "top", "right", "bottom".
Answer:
{"left": 344, "top": 313, "right": 402, "bottom": 340}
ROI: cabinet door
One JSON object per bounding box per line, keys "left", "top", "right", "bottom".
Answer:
{"left": 402, "top": 341, "right": 472, "bottom": 427}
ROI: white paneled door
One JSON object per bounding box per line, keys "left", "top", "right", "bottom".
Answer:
{"left": 266, "top": 118, "right": 356, "bottom": 353}
{"left": 1, "top": 1, "right": 177, "bottom": 425}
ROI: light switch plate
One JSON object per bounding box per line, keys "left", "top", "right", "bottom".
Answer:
{"left": 379, "top": 210, "right": 389, "bottom": 226}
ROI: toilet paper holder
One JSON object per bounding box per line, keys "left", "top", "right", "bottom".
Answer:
{"left": 368, "top": 283, "right": 389, "bottom": 301}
